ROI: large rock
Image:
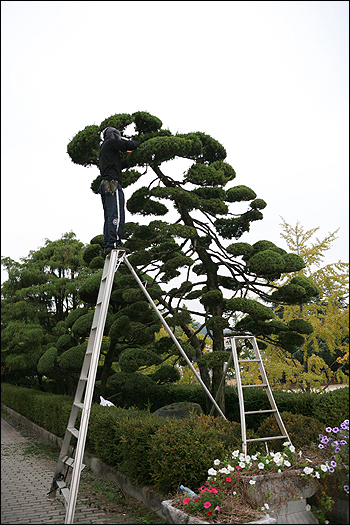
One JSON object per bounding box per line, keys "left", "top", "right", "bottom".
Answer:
{"left": 153, "top": 401, "right": 203, "bottom": 419}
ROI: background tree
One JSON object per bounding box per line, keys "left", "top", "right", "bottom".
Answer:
{"left": 1, "top": 232, "right": 85, "bottom": 390}
{"left": 262, "top": 219, "right": 349, "bottom": 391}
{"left": 66, "top": 111, "right": 320, "bottom": 415}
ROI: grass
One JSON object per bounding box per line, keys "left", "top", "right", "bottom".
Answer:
{"left": 1, "top": 408, "right": 167, "bottom": 524}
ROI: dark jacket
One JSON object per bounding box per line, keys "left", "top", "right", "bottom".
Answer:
{"left": 99, "top": 137, "right": 141, "bottom": 183}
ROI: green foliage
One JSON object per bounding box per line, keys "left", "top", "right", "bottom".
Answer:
{"left": 225, "top": 298, "right": 274, "bottom": 320}
{"left": 37, "top": 347, "right": 58, "bottom": 375}
{"left": 256, "top": 411, "right": 324, "bottom": 451}
{"left": 148, "top": 415, "right": 241, "bottom": 493}
{"left": 83, "top": 243, "right": 101, "bottom": 265}
{"left": 104, "top": 372, "right": 160, "bottom": 409}
{"left": 271, "top": 275, "right": 319, "bottom": 303}
{"left": 58, "top": 342, "right": 87, "bottom": 371}
{"left": 65, "top": 307, "right": 89, "bottom": 330}
{"left": 149, "top": 365, "right": 181, "bottom": 385}
{"left": 312, "top": 387, "right": 350, "bottom": 426}
{"left": 67, "top": 125, "right": 100, "bottom": 167}
{"left": 119, "top": 348, "right": 162, "bottom": 373}
{"left": 288, "top": 319, "right": 314, "bottom": 334}
{"left": 226, "top": 185, "right": 257, "bottom": 202}
{"left": 71, "top": 311, "right": 94, "bottom": 339}
{"left": 227, "top": 242, "right": 254, "bottom": 258}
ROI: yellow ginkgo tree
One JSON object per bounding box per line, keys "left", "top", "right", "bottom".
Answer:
{"left": 262, "top": 218, "right": 349, "bottom": 392}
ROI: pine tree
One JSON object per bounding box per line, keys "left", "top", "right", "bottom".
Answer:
{"left": 67, "top": 111, "right": 320, "bottom": 414}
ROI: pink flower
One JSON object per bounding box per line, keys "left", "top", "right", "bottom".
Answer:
{"left": 210, "top": 488, "right": 219, "bottom": 494}
{"left": 226, "top": 476, "right": 232, "bottom": 482}
{"left": 215, "top": 506, "right": 220, "bottom": 512}
{"left": 194, "top": 498, "right": 200, "bottom": 503}
{"left": 183, "top": 498, "right": 190, "bottom": 505}
{"left": 204, "top": 501, "right": 211, "bottom": 509}
{"left": 200, "top": 488, "right": 210, "bottom": 492}
{"left": 236, "top": 466, "right": 242, "bottom": 470}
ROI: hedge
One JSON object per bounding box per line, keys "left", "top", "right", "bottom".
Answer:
{"left": 1, "top": 383, "right": 348, "bottom": 494}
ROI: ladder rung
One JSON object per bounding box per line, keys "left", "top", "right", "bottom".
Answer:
{"left": 238, "top": 359, "right": 261, "bottom": 362}
{"left": 245, "top": 409, "right": 277, "bottom": 415}
{"left": 67, "top": 427, "right": 79, "bottom": 439}
{"left": 242, "top": 383, "right": 267, "bottom": 388}
{"left": 73, "top": 401, "right": 84, "bottom": 409}
{"left": 91, "top": 325, "right": 98, "bottom": 330}
{"left": 56, "top": 479, "right": 70, "bottom": 502}
{"left": 80, "top": 376, "right": 88, "bottom": 381}
{"left": 247, "top": 435, "right": 288, "bottom": 443}
{"left": 62, "top": 456, "right": 86, "bottom": 471}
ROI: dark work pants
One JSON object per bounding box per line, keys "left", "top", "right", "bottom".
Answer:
{"left": 98, "top": 181, "right": 125, "bottom": 249}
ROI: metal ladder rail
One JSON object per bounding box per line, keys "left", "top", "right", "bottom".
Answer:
{"left": 123, "top": 255, "right": 226, "bottom": 420}
{"left": 50, "top": 249, "right": 227, "bottom": 524}
{"left": 229, "top": 335, "right": 292, "bottom": 456}
{"left": 48, "top": 249, "right": 125, "bottom": 524}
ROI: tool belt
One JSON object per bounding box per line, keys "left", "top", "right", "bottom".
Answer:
{"left": 101, "top": 179, "right": 119, "bottom": 196}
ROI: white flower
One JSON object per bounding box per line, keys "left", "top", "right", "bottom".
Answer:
{"left": 303, "top": 467, "right": 314, "bottom": 475}
{"left": 233, "top": 491, "right": 237, "bottom": 495}
{"left": 320, "top": 464, "right": 328, "bottom": 472}
{"left": 315, "top": 472, "right": 320, "bottom": 479}
{"left": 214, "top": 459, "right": 221, "bottom": 466}
{"left": 249, "top": 480, "right": 256, "bottom": 485}
{"left": 251, "top": 455, "right": 258, "bottom": 461}
{"left": 258, "top": 463, "right": 265, "bottom": 469}
{"left": 264, "top": 503, "right": 270, "bottom": 510}
{"left": 208, "top": 468, "right": 217, "bottom": 476}
{"left": 289, "top": 445, "right": 295, "bottom": 453}
{"left": 227, "top": 465, "right": 235, "bottom": 472}
{"left": 219, "top": 467, "right": 229, "bottom": 475}
{"left": 245, "top": 455, "right": 251, "bottom": 463}
{"left": 284, "top": 460, "right": 291, "bottom": 467}
{"left": 283, "top": 441, "right": 290, "bottom": 447}
{"left": 278, "top": 469, "right": 281, "bottom": 473}
{"left": 232, "top": 450, "right": 240, "bottom": 458}
{"left": 306, "top": 504, "right": 311, "bottom": 512}
{"left": 239, "top": 462, "right": 246, "bottom": 469}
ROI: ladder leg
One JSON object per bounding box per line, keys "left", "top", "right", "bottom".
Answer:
{"left": 230, "top": 337, "right": 248, "bottom": 456}
{"left": 49, "top": 250, "right": 124, "bottom": 523}
{"left": 123, "top": 255, "right": 227, "bottom": 420}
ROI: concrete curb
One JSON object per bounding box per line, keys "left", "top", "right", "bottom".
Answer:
{"left": 1, "top": 405, "right": 164, "bottom": 519}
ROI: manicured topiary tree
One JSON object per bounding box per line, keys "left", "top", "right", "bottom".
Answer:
{"left": 67, "top": 112, "right": 319, "bottom": 414}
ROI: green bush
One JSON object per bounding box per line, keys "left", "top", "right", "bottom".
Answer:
{"left": 149, "top": 415, "right": 242, "bottom": 493}
{"left": 256, "top": 411, "right": 324, "bottom": 451}
{"left": 311, "top": 387, "right": 349, "bottom": 426}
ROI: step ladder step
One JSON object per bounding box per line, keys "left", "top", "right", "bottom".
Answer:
{"left": 245, "top": 409, "right": 277, "bottom": 415}
{"left": 73, "top": 401, "right": 84, "bottom": 409}
{"left": 62, "top": 455, "right": 86, "bottom": 471}
{"left": 238, "top": 359, "right": 261, "bottom": 362}
{"left": 247, "top": 435, "right": 288, "bottom": 443}
{"left": 56, "top": 479, "right": 70, "bottom": 502}
{"left": 67, "top": 427, "right": 79, "bottom": 439}
{"left": 242, "top": 383, "right": 267, "bottom": 388}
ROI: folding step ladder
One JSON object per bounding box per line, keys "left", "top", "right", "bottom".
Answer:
{"left": 48, "top": 249, "right": 226, "bottom": 524}
{"left": 224, "top": 334, "right": 292, "bottom": 456}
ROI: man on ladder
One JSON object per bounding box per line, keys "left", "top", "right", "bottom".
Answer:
{"left": 98, "top": 127, "right": 141, "bottom": 255}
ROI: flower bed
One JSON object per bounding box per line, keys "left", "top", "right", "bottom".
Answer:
{"left": 169, "top": 419, "right": 349, "bottom": 524}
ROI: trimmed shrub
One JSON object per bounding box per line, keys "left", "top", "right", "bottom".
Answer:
{"left": 256, "top": 411, "right": 324, "bottom": 451}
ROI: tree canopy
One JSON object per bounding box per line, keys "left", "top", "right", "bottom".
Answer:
{"left": 64, "top": 111, "right": 323, "bottom": 413}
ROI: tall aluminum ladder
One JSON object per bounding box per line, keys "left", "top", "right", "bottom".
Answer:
{"left": 225, "top": 333, "right": 292, "bottom": 456}
{"left": 48, "top": 248, "right": 226, "bottom": 524}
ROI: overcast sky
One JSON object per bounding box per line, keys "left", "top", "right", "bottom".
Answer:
{"left": 1, "top": 1, "right": 349, "bottom": 285}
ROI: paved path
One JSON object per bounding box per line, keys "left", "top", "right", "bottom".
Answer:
{"left": 1, "top": 417, "right": 150, "bottom": 524}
